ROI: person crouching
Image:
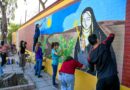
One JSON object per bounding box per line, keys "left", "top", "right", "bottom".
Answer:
{"left": 59, "top": 56, "right": 85, "bottom": 90}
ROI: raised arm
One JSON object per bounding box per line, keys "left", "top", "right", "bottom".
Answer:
{"left": 75, "top": 60, "right": 83, "bottom": 68}
{"left": 102, "top": 33, "right": 115, "bottom": 47}
{"left": 101, "top": 24, "right": 115, "bottom": 47}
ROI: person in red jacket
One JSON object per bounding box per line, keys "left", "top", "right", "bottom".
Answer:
{"left": 59, "top": 56, "right": 85, "bottom": 90}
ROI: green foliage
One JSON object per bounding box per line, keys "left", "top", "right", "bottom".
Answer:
{"left": 40, "top": 34, "right": 76, "bottom": 63}
{"left": 39, "top": 35, "right": 47, "bottom": 53}
{"left": 42, "top": 36, "right": 47, "bottom": 52}
{"left": 47, "top": 54, "right": 52, "bottom": 59}
{"left": 7, "top": 23, "right": 20, "bottom": 43}
{"left": 57, "top": 35, "right": 76, "bottom": 63}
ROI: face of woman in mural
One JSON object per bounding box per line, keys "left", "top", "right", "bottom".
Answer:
{"left": 82, "top": 11, "right": 92, "bottom": 30}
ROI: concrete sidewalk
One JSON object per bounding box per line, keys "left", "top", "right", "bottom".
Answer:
{"left": 2, "top": 64, "right": 59, "bottom": 90}
{"left": 25, "top": 64, "right": 59, "bottom": 90}
{"left": 2, "top": 53, "right": 59, "bottom": 90}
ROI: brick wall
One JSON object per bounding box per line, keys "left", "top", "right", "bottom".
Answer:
{"left": 111, "top": 24, "right": 125, "bottom": 82}
{"left": 122, "top": 0, "right": 130, "bottom": 87}
{"left": 18, "top": 23, "right": 35, "bottom": 51}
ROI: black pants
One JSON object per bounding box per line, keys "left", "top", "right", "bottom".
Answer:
{"left": 96, "top": 75, "right": 120, "bottom": 90}
{"left": 33, "top": 37, "right": 38, "bottom": 52}
{"left": 1, "top": 53, "right": 7, "bottom": 66}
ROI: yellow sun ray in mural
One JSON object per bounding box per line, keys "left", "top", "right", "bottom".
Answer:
{"left": 47, "top": 18, "right": 52, "bottom": 28}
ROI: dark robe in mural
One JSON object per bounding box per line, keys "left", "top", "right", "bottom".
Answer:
{"left": 74, "top": 7, "right": 117, "bottom": 73}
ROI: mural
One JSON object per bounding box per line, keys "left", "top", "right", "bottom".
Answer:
{"left": 36, "top": 0, "right": 126, "bottom": 80}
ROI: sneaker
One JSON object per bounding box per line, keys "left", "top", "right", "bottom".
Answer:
{"left": 35, "top": 73, "right": 38, "bottom": 76}
{"left": 38, "top": 75, "right": 42, "bottom": 78}
{"left": 53, "top": 83, "right": 58, "bottom": 87}
{"left": 53, "top": 84, "right": 58, "bottom": 88}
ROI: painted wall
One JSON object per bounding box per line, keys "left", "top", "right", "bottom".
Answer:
{"left": 16, "top": 0, "right": 130, "bottom": 88}
{"left": 17, "top": 23, "right": 35, "bottom": 51}
{"left": 35, "top": 0, "right": 126, "bottom": 83}
{"left": 12, "top": 32, "right": 17, "bottom": 45}
{"left": 44, "top": 59, "right": 130, "bottom": 90}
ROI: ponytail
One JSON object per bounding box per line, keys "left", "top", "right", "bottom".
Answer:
{"left": 51, "top": 42, "right": 60, "bottom": 49}
{"left": 51, "top": 42, "right": 55, "bottom": 49}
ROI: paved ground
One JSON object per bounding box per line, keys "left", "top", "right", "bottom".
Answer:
{"left": 25, "top": 64, "right": 59, "bottom": 90}
{"left": 2, "top": 53, "right": 59, "bottom": 90}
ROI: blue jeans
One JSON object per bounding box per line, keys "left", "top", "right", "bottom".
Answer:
{"left": 0, "top": 65, "right": 3, "bottom": 77}
{"left": 1, "top": 53, "right": 6, "bottom": 66}
{"left": 59, "top": 73, "right": 74, "bottom": 90}
{"left": 52, "top": 64, "right": 58, "bottom": 85}
{"left": 35, "top": 59, "right": 42, "bottom": 76}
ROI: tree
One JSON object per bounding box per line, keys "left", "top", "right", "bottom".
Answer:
{"left": 7, "top": 23, "right": 20, "bottom": 43}
{"left": 24, "top": 0, "right": 48, "bottom": 10}
{"left": 0, "top": 0, "right": 17, "bottom": 42}
{"left": 39, "top": 0, "right": 48, "bottom": 10}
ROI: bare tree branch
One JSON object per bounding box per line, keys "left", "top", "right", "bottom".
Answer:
{"left": 0, "top": 1, "right": 2, "bottom": 7}
{"left": 44, "top": 0, "right": 47, "bottom": 4}
{"left": 39, "top": 0, "right": 48, "bottom": 10}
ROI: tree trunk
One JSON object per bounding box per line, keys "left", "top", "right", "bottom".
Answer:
{"left": 0, "top": 2, "right": 7, "bottom": 43}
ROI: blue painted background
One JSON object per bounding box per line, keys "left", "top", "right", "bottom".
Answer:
{"left": 35, "top": 0, "right": 126, "bottom": 35}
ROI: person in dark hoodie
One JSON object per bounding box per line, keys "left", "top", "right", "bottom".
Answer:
{"left": 33, "top": 24, "right": 41, "bottom": 52}
{"left": 88, "top": 28, "right": 120, "bottom": 90}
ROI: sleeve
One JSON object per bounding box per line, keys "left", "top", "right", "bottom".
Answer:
{"left": 35, "top": 28, "right": 37, "bottom": 32}
{"left": 102, "top": 33, "right": 115, "bottom": 47}
{"left": 88, "top": 63, "right": 95, "bottom": 72}
{"left": 75, "top": 61, "right": 83, "bottom": 68}
{"left": 88, "top": 53, "right": 95, "bottom": 72}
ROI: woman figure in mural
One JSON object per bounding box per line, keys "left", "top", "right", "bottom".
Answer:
{"left": 33, "top": 24, "right": 41, "bottom": 52}
{"left": 74, "top": 7, "right": 116, "bottom": 72}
